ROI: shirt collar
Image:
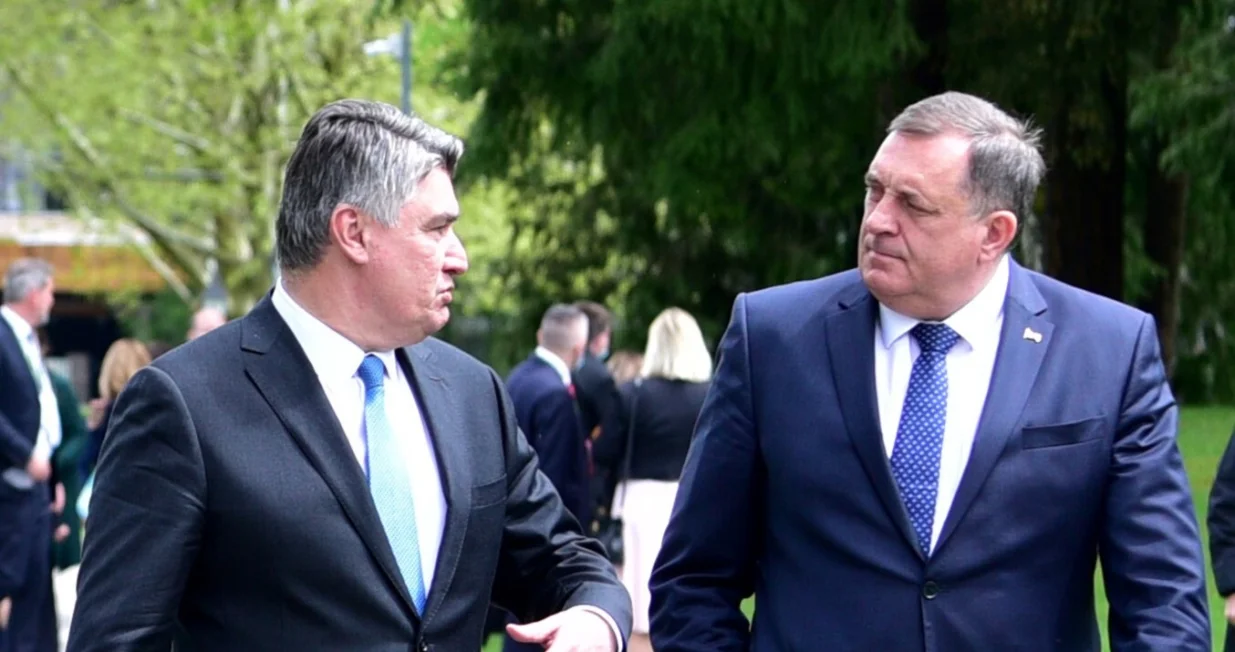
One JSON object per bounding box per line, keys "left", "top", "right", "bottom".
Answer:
{"left": 0, "top": 305, "right": 34, "bottom": 345}
{"left": 271, "top": 280, "right": 399, "bottom": 384}
{"left": 877, "top": 254, "right": 1010, "bottom": 352}
{"left": 534, "top": 346, "right": 573, "bottom": 386}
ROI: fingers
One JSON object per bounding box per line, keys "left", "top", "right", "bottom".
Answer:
{"left": 54, "top": 524, "right": 70, "bottom": 543}
{"left": 506, "top": 613, "right": 563, "bottom": 644}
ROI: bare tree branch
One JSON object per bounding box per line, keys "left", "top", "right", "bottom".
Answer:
{"left": 119, "top": 108, "right": 217, "bottom": 155}
{"left": 74, "top": 204, "right": 195, "bottom": 301}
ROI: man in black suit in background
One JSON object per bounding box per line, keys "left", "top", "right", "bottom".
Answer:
{"left": 573, "top": 301, "right": 626, "bottom": 529}
{"left": 68, "top": 99, "right": 630, "bottom": 652}
{"left": 506, "top": 304, "right": 593, "bottom": 529}
{"left": 503, "top": 305, "right": 594, "bottom": 652}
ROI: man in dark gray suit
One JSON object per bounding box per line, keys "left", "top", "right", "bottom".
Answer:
{"left": 68, "top": 99, "right": 631, "bottom": 652}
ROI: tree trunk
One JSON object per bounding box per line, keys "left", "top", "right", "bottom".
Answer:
{"left": 1139, "top": 139, "right": 1188, "bottom": 376}
{"left": 1136, "top": 0, "right": 1187, "bottom": 376}
{"left": 1042, "top": 2, "right": 1128, "bottom": 301}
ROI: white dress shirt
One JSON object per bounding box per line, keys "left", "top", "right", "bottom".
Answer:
{"left": 874, "top": 255, "right": 1010, "bottom": 553}
{"left": 1, "top": 305, "right": 60, "bottom": 460}
{"left": 272, "top": 282, "right": 447, "bottom": 590}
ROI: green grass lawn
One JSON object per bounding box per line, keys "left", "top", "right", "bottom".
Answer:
{"left": 482, "top": 405, "right": 1235, "bottom": 651}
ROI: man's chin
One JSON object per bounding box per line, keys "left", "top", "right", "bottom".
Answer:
{"left": 861, "top": 270, "right": 909, "bottom": 300}
{"left": 422, "top": 307, "right": 451, "bottom": 336}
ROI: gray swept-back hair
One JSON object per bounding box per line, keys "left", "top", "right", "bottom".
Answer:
{"left": 889, "top": 92, "right": 1045, "bottom": 224}
{"left": 276, "top": 99, "right": 465, "bottom": 271}
{"left": 3, "top": 258, "right": 53, "bottom": 304}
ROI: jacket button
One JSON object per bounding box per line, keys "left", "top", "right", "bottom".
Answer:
{"left": 923, "top": 581, "right": 940, "bottom": 600}
{"left": 418, "top": 642, "right": 429, "bottom": 652}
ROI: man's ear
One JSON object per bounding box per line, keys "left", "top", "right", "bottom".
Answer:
{"left": 980, "top": 210, "right": 1018, "bottom": 261}
{"left": 329, "top": 204, "right": 371, "bottom": 264}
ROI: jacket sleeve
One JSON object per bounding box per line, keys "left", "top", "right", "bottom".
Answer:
{"left": 649, "top": 294, "right": 762, "bottom": 651}
{"left": 67, "top": 366, "right": 206, "bottom": 652}
{"left": 1100, "top": 315, "right": 1209, "bottom": 651}
{"left": 488, "top": 368, "right": 633, "bottom": 642}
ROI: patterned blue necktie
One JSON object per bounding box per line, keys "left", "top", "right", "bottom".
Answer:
{"left": 357, "top": 355, "right": 427, "bottom": 613}
{"left": 889, "top": 323, "right": 960, "bottom": 556}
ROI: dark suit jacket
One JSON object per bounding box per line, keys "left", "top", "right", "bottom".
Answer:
{"left": 1208, "top": 426, "right": 1235, "bottom": 652}
{"left": 50, "top": 369, "right": 89, "bottom": 569}
{"left": 650, "top": 261, "right": 1209, "bottom": 651}
{"left": 574, "top": 354, "right": 624, "bottom": 443}
{"left": 67, "top": 297, "right": 630, "bottom": 652}
{"left": 0, "top": 314, "right": 47, "bottom": 594}
{"left": 507, "top": 355, "right": 591, "bottom": 525}
{"left": 574, "top": 355, "right": 626, "bottom": 525}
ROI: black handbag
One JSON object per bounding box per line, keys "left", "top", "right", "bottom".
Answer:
{"left": 595, "top": 379, "right": 641, "bottom": 565}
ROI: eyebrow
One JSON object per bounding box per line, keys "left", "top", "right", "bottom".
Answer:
{"left": 427, "top": 211, "right": 460, "bottom": 227}
{"left": 864, "top": 172, "right": 935, "bottom": 208}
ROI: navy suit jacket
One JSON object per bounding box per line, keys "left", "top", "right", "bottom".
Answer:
{"left": 507, "top": 355, "right": 591, "bottom": 526}
{"left": 650, "top": 261, "right": 1209, "bottom": 651}
{"left": 0, "top": 314, "right": 46, "bottom": 594}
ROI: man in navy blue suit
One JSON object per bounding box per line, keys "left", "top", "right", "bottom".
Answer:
{"left": 649, "top": 91, "right": 1209, "bottom": 651}
{"left": 503, "top": 304, "right": 594, "bottom": 652}
{"left": 0, "top": 258, "right": 60, "bottom": 652}
{"left": 505, "top": 304, "right": 593, "bottom": 532}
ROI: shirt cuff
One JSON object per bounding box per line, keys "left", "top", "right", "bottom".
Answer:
{"left": 568, "top": 605, "right": 624, "bottom": 652}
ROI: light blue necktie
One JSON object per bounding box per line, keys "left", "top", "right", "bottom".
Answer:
{"left": 889, "top": 323, "right": 960, "bottom": 556}
{"left": 357, "top": 354, "right": 427, "bottom": 613}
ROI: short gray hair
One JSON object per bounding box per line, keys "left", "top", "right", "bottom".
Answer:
{"left": 889, "top": 92, "right": 1045, "bottom": 224}
{"left": 276, "top": 99, "right": 465, "bottom": 271}
{"left": 3, "top": 258, "right": 53, "bottom": 304}
{"left": 539, "top": 304, "right": 588, "bottom": 352}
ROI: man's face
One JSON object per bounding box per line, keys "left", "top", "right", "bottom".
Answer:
{"left": 30, "top": 279, "right": 54, "bottom": 326}
{"left": 572, "top": 318, "right": 591, "bottom": 369}
{"left": 365, "top": 167, "right": 468, "bottom": 344}
{"left": 592, "top": 329, "right": 611, "bottom": 360}
{"left": 858, "top": 131, "right": 997, "bottom": 320}
{"left": 188, "top": 308, "right": 227, "bottom": 340}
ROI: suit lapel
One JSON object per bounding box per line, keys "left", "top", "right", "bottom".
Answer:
{"left": 825, "top": 283, "right": 923, "bottom": 558}
{"left": 401, "top": 343, "right": 471, "bottom": 626}
{"left": 935, "top": 262, "right": 1053, "bottom": 553}
{"left": 240, "top": 298, "right": 420, "bottom": 620}
{"left": 0, "top": 317, "right": 37, "bottom": 398}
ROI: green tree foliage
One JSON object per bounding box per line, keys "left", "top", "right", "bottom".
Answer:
{"left": 0, "top": 0, "right": 456, "bottom": 314}
{"left": 458, "top": 0, "right": 1235, "bottom": 402}
{"left": 1132, "top": 0, "right": 1235, "bottom": 401}
{"left": 456, "top": 0, "right": 922, "bottom": 346}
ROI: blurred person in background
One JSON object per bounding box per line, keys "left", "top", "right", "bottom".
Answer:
{"left": 77, "top": 339, "right": 152, "bottom": 489}
{"left": 605, "top": 351, "right": 644, "bottom": 386}
{"left": 0, "top": 258, "right": 61, "bottom": 652}
{"left": 501, "top": 304, "right": 593, "bottom": 652}
{"left": 185, "top": 307, "right": 227, "bottom": 342}
{"left": 573, "top": 301, "right": 627, "bottom": 536}
{"left": 1209, "top": 424, "right": 1235, "bottom": 651}
{"left": 595, "top": 308, "right": 712, "bottom": 652}
{"left": 38, "top": 331, "right": 88, "bottom": 652}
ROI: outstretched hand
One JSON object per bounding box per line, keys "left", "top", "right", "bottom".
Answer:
{"left": 506, "top": 608, "right": 618, "bottom": 652}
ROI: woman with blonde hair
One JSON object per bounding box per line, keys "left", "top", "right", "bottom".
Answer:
{"left": 78, "top": 338, "right": 152, "bottom": 484}
{"left": 603, "top": 307, "right": 712, "bottom": 651}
